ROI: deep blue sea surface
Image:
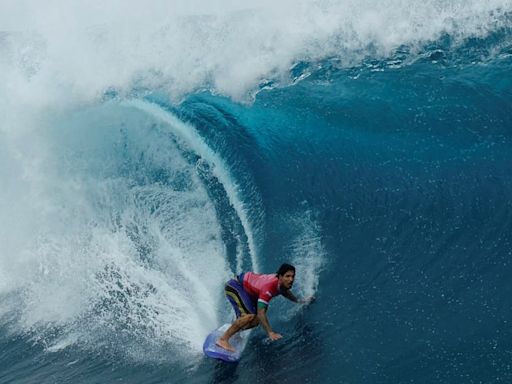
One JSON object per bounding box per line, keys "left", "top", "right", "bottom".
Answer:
{"left": 1, "top": 2, "right": 512, "bottom": 383}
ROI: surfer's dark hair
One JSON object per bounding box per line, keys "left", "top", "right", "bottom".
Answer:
{"left": 276, "top": 263, "right": 295, "bottom": 276}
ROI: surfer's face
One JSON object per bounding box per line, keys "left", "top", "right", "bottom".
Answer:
{"left": 279, "top": 270, "right": 295, "bottom": 290}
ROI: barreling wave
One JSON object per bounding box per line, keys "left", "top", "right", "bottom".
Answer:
{"left": 0, "top": 98, "right": 265, "bottom": 363}
{"left": 0, "top": 1, "right": 511, "bottom": 382}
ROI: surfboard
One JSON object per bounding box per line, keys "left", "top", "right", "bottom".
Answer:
{"left": 203, "top": 323, "right": 250, "bottom": 362}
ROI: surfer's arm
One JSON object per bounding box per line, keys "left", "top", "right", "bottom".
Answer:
{"left": 257, "top": 306, "right": 273, "bottom": 333}
{"left": 257, "top": 305, "right": 282, "bottom": 340}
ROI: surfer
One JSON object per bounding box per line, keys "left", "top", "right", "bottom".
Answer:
{"left": 216, "top": 263, "right": 315, "bottom": 352}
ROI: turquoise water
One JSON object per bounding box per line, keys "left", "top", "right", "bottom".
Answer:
{"left": 1, "top": 2, "right": 511, "bottom": 383}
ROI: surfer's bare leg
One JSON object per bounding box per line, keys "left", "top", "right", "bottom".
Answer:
{"left": 216, "top": 314, "right": 259, "bottom": 352}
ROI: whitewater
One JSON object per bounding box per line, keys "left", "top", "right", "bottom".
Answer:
{"left": 1, "top": 1, "right": 511, "bottom": 383}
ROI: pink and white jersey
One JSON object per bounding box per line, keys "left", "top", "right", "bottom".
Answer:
{"left": 242, "top": 272, "right": 281, "bottom": 306}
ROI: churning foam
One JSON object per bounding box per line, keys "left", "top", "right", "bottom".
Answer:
{"left": 0, "top": 0, "right": 510, "bottom": 107}
{"left": 0, "top": 101, "right": 242, "bottom": 360}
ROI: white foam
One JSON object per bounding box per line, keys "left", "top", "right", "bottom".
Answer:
{"left": 289, "top": 211, "right": 325, "bottom": 300}
{"left": 0, "top": 0, "right": 510, "bottom": 107}
{"left": 278, "top": 210, "right": 325, "bottom": 321}
{"left": 0, "top": 102, "right": 237, "bottom": 358}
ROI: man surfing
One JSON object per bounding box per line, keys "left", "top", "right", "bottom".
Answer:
{"left": 216, "top": 263, "right": 315, "bottom": 352}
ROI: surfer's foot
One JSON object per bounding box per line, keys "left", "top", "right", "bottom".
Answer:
{"left": 216, "top": 338, "right": 236, "bottom": 352}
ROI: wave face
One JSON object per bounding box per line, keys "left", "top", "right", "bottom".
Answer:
{"left": 1, "top": 1, "right": 512, "bottom": 383}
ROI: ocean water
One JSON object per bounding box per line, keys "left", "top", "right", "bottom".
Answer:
{"left": 1, "top": 1, "right": 512, "bottom": 383}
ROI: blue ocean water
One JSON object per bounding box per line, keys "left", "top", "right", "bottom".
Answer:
{"left": 1, "top": 2, "right": 512, "bottom": 383}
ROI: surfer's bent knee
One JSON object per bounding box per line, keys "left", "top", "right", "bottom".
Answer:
{"left": 241, "top": 316, "right": 259, "bottom": 330}
{"left": 245, "top": 314, "right": 256, "bottom": 322}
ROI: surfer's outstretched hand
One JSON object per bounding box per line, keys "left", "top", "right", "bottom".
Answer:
{"left": 268, "top": 331, "right": 282, "bottom": 341}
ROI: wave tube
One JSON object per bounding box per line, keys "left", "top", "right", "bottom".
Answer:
{"left": 123, "top": 99, "right": 261, "bottom": 273}
{"left": 0, "top": 100, "right": 260, "bottom": 362}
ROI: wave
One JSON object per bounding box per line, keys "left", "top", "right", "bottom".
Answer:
{"left": 0, "top": 2, "right": 511, "bottom": 381}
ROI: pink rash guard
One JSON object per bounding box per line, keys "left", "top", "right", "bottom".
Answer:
{"left": 242, "top": 272, "right": 282, "bottom": 307}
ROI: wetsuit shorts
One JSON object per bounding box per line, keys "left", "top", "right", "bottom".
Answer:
{"left": 224, "top": 273, "right": 256, "bottom": 318}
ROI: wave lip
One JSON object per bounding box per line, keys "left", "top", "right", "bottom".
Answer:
{"left": 1, "top": 1, "right": 511, "bottom": 105}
